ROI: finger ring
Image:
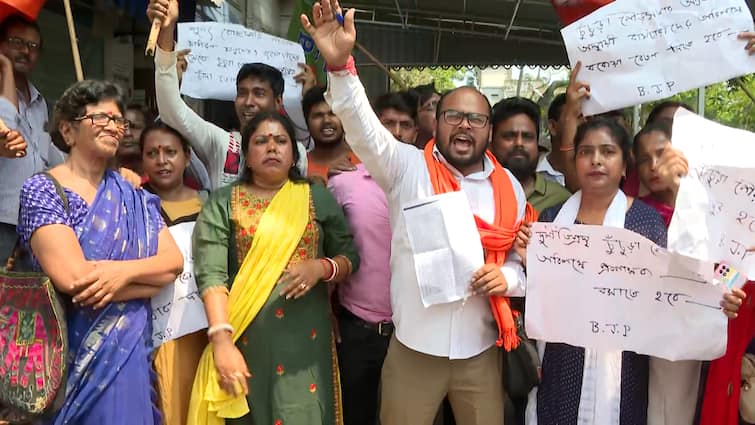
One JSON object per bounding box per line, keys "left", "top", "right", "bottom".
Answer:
{"left": 299, "top": 283, "right": 307, "bottom": 289}
{"left": 233, "top": 371, "right": 245, "bottom": 378}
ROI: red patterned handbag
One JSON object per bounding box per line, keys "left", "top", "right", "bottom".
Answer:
{"left": 0, "top": 172, "right": 68, "bottom": 423}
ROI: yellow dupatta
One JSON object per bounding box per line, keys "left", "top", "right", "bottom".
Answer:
{"left": 187, "top": 181, "right": 311, "bottom": 425}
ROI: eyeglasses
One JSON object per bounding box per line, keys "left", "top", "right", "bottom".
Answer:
{"left": 5, "top": 36, "right": 40, "bottom": 52}
{"left": 440, "top": 110, "right": 489, "bottom": 128}
{"left": 74, "top": 113, "right": 130, "bottom": 129}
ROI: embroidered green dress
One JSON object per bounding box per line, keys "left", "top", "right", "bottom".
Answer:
{"left": 193, "top": 182, "right": 359, "bottom": 425}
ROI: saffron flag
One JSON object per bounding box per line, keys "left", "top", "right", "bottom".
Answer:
{"left": 0, "top": 0, "right": 45, "bottom": 23}
{"left": 551, "top": 0, "right": 613, "bottom": 25}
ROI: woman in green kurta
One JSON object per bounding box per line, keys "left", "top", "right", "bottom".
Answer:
{"left": 188, "top": 112, "right": 359, "bottom": 425}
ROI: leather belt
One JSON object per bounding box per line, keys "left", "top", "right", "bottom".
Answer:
{"left": 341, "top": 308, "right": 394, "bottom": 337}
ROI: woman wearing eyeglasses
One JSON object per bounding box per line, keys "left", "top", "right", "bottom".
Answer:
{"left": 187, "top": 111, "right": 358, "bottom": 425}
{"left": 16, "top": 80, "right": 183, "bottom": 425}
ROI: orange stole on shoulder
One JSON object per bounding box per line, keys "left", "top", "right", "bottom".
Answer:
{"left": 423, "top": 139, "right": 538, "bottom": 351}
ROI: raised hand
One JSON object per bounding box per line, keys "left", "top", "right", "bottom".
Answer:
{"left": 147, "top": 0, "right": 177, "bottom": 29}
{"left": 176, "top": 48, "right": 191, "bottom": 82}
{"left": 300, "top": 0, "right": 356, "bottom": 68}
{"left": 655, "top": 147, "right": 688, "bottom": 196}
{"left": 294, "top": 62, "right": 317, "bottom": 96}
{"left": 564, "top": 61, "right": 591, "bottom": 120}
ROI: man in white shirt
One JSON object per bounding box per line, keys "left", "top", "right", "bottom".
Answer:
{"left": 148, "top": 0, "right": 308, "bottom": 189}
{"left": 303, "top": 3, "right": 527, "bottom": 423}
{"left": 0, "top": 15, "right": 64, "bottom": 264}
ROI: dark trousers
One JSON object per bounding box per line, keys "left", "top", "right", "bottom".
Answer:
{"left": 337, "top": 308, "right": 392, "bottom": 425}
{"left": 0, "top": 223, "right": 17, "bottom": 266}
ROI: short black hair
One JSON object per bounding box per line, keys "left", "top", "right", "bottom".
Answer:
{"left": 240, "top": 111, "right": 307, "bottom": 184}
{"left": 126, "top": 103, "right": 154, "bottom": 126}
{"left": 373, "top": 91, "right": 418, "bottom": 123}
{"left": 646, "top": 101, "right": 694, "bottom": 125}
{"left": 632, "top": 120, "right": 672, "bottom": 159}
{"left": 236, "top": 63, "right": 284, "bottom": 99}
{"left": 491, "top": 97, "right": 541, "bottom": 139}
{"left": 574, "top": 117, "right": 632, "bottom": 165}
{"left": 51, "top": 80, "right": 126, "bottom": 154}
{"left": 410, "top": 82, "right": 439, "bottom": 107}
{"left": 547, "top": 93, "right": 567, "bottom": 122}
{"left": 435, "top": 87, "right": 492, "bottom": 125}
{"left": 139, "top": 121, "right": 191, "bottom": 153}
{"left": 0, "top": 14, "right": 41, "bottom": 46}
{"left": 301, "top": 85, "right": 326, "bottom": 121}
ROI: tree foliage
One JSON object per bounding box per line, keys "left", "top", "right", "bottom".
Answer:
{"left": 641, "top": 76, "right": 755, "bottom": 131}
{"left": 390, "top": 67, "right": 466, "bottom": 92}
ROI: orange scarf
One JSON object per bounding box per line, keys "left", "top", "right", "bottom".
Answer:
{"left": 423, "top": 139, "right": 538, "bottom": 351}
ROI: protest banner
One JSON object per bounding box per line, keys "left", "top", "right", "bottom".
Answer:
{"left": 151, "top": 222, "right": 208, "bottom": 346}
{"left": 176, "top": 22, "right": 309, "bottom": 141}
{"left": 669, "top": 109, "right": 755, "bottom": 279}
{"left": 525, "top": 223, "right": 727, "bottom": 361}
{"left": 560, "top": 0, "right": 755, "bottom": 115}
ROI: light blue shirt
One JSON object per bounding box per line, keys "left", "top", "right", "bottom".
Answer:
{"left": 0, "top": 83, "right": 65, "bottom": 225}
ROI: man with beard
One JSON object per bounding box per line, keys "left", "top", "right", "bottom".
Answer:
{"left": 302, "top": 85, "right": 358, "bottom": 180}
{"left": 491, "top": 97, "right": 570, "bottom": 213}
{"left": 149, "top": 0, "right": 311, "bottom": 189}
{"left": 0, "top": 14, "right": 63, "bottom": 265}
{"left": 302, "top": 2, "right": 532, "bottom": 422}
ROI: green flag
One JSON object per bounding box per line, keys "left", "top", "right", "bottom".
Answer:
{"left": 287, "top": 0, "right": 326, "bottom": 84}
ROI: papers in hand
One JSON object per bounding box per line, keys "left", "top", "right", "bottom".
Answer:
{"left": 402, "top": 192, "right": 485, "bottom": 308}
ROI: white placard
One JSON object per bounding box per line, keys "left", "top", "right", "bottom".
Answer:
{"left": 525, "top": 222, "right": 727, "bottom": 361}
{"left": 402, "top": 192, "right": 485, "bottom": 307}
{"left": 177, "top": 22, "right": 309, "bottom": 140}
{"left": 561, "top": 0, "right": 755, "bottom": 116}
{"left": 151, "top": 222, "right": 208, "bottom": 347}
{"left": 668, "top": 109, "right": 755, "bottom": 279}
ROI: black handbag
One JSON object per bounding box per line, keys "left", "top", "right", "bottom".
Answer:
{"left": 502, "top": 310, "right": 540, "bottom": 398}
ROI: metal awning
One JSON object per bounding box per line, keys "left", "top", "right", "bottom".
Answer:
{"left": 344, "top": 0, "right": 569, "bottom": 67}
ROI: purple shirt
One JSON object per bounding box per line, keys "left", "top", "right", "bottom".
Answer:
{"left": 328, "top": 164, "right": 392, "bottom": 323}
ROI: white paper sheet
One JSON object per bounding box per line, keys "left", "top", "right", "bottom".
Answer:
{"left": 525, "top": 223, "right": 727, "bottom": 361}
{"left": 560, "top": 0, "right": 755, "bottom": 116}
{"left": 151, "top": 222, "right": 209, "bottom": 347}
{"left": 402, "top": 192, "right": 485, "bottom": 307}
{"left": 176, "top": 22, "right": 309, "bottom": 141}
{"left": 668, "top": 109, "right": 755, "bottom": 279}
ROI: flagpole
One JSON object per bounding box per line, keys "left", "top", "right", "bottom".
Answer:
{"left": 62, "top": 0, "right": 84, "bottom": 81}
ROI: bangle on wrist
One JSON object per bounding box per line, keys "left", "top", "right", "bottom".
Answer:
{"left": 320, "top": 258, "right": 334, "bottom": 281}
{"left": 559, "top": 145, "right": 575, "bottom": 152}
{"left": 323, "top": 257, "right": 338, "bottom": 282}
{"left": 207, "top": 323, "right": 234, "bottom": 339}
